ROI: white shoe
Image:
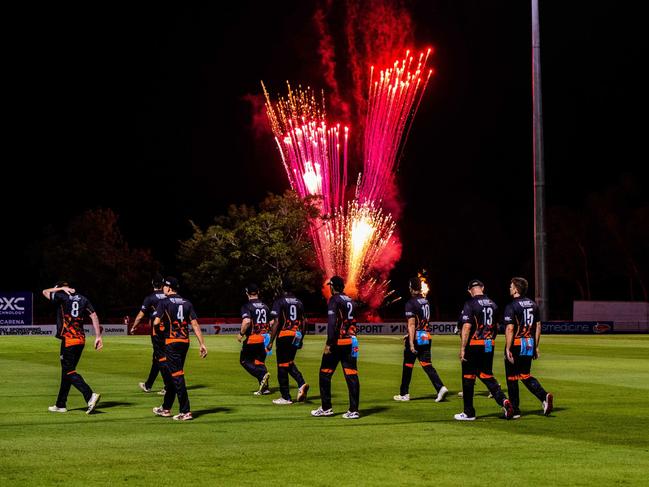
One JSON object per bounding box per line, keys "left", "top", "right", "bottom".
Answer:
{"left": 543, "top": 393, "right": 554, "bottom": 416}
{"left": 311, "top": 407, "right": 334, "bottom": 417}
{"left": 152, "top": 406, "right": 171, "bottom": 417}
{"left": 139, "top": 382, "right": 151, "bottom": 393}
{"left": 296, "top": 383, "right": 309, "bottom": 402}
{"left": 435, "top": 386, "right": 449, "bottom": 403}
{"left": 487, "top": 392, "right": 494, "bottom": 398}
{"left": 257, "top": 372, "right": 271, "bottom": 394}
{"left": 272, "top": 397, "right": 293, "bottom": 405}
{"left": 342, "top": 411, "right": 360, "bottom": 419}
{"left": 157, "top": 388, "right": 166, "bottom": 396}
{"left": 173, "top": 412, "right": 193, "bottom": 421}
{"left": 454, "top": 412, "right": 476, "bottom": 421}
{"left": 253, "top": 388, "right": 271, "bottom": 396}
{"left": 48, "top": 405, "right": 67, "bottom": 413}
{"left": 457, "top": 391, "right": 463, "bottom": 397}
{"left": 393, "top": 394, "right": 410, "bottom": 401}
{"left": 86, "top": 393, "right": 101, "bottom": 414}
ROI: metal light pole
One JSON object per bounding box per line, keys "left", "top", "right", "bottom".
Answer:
{"left": 532, "top": 0, "right": 548, "bottom": 320}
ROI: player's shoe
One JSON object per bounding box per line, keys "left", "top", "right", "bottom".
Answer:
{"left": 152, "top": 406, "right": 171, "bottom": 417}
{"left": 86, "top": 393, "right": 101, "bottom": 414}
{"left": 502, "top": 399, "right": 514, "bottom": 419}
{"left": 253, "top": 387, "right": 271, "bottom": 396}
{"left": 543, "top": 393, "right": 554, "bottom": 416}
{"left": 311, "top": 407, "right": 334, "bottom": 417}
{"left": 487, "top": 392, "right": 494, "bottom": 398}
{"left": 342, "top": 411, "right": 360, "bottom": 419}
{"left": 173, "top": 412, "right": 193, "bottom": 421}
{"left": 257, "top": 372, "right": 270, "bottom": 394}
{"left": 139, "top": 382, "right": 151, "bottom": 393}
{"left": 272, "top": 397, "right": 293, "bottom": 405}
{"left": 48, "top": 405, "right": 67, "bottom": 413}
{"left": 393, "top": 394, "right": 410, "bottom": 401}
{"left": 157, "top": 388, "right": 166, "bottom": 395}
{"left": 454, "top": 412, "right": 476, "bottom": 421}
{"left": 513, "top": 409, "right": 522, "bottom": 419}
{"left": 296, "top": 383, "right": 309, "bottom": 402}
{"left": 457, "top": 391, "right": 463, "bottom": 397}
{"left": 435, "top": 386, "right": 449, "bottom": 403}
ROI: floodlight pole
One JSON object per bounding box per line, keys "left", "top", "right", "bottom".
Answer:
{"left": 532, "top": 0, "right": 548, "bottom": 320}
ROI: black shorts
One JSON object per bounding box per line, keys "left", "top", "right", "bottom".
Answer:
{"left": 462, "top": 344, "right": 496, "bottom": 380}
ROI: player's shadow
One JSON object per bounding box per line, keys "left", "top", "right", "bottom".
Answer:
{"left": 193, "top": 407, "right": 233, "bottom": 418}
{"left": 186, "top": 384, "right": 207, "bottom": 390}
{"left": 359, "top": 406, "right": 389, "bottom": 417}
{"left": 409, "top": 394, "right": 438, "bottom": 401}
{"left": 70, "top": 401, "right": 134, "bottom": 413}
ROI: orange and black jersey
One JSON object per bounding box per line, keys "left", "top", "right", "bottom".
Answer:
{"left": 504, "top": 297, "right": 540, "bottom": 340}
{"left": 461, "top": 294, "right": 498, "bottom": 343}
{"left": 241, "top": 299, "right": 271, "bottom": 343}
{"left": 405, "top": 295, "right": 432, "bottom": 331}
{"left": 153, "top": 294, "right": 197, "bottom": 344}
{"left": 49, "top": 291, "right": 95, "bottom": 346}
{"left": 326, "top": 293, "right": 356, "bottom": 347}
{"left": 270, "top": 293, "right": 305, "bottom": 336}
{"left": 140, "top": 291, "right": 167, "bottom": 336}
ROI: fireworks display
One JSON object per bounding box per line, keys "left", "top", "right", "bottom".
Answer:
{"left": 359, "top": 49, "right": 433, "bottom": 203}
{"left": 263, "top": 49, "right": 433, "bottom": 305}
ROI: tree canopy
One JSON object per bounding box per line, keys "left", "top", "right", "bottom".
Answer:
{"left": 178, "top": 191, "right": 322, "bottom": 314}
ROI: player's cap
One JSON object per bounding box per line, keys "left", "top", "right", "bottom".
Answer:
{"left": 327, "top": 275, "right": 345, "bottom": 292}
{"left": 55, "top": 280, "right": 70, "bottom": 288}
{"left": 245, "top": 283, "right": 259, "bottom": 294}
{"left": 408, "top": 277, "right": 422, "bottom": 292}
{"left": 164, "top": 276, "right": 179, "bottom": 290}
{"left": 467, "top": 279, "right": 484, "bottom": 290}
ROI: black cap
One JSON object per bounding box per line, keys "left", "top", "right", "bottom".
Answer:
{"left": 328, "top": 275, "right": 345, "bottom": 292}
{"left": 467, "top": 279, "right": 484, "bottom": 290}
{"left": 164, "top": 276, "right": 179, "bottom": 290}
{"left": 245, "top": 283, "right": 259, "bottom": 294}
{"left": 408, "top": 277, "right": 422, "bottom": 292}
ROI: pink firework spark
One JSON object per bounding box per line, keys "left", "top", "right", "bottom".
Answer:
{"left": 359, "top": 49, "right": 433, "bottom": 204}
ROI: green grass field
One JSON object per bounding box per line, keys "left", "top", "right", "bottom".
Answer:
{"left": 1, "top": 335, "right": 648, "bottom": 486}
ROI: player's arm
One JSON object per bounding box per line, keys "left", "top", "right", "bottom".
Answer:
{"left": 407, "top": 317, "right": 416, "bottom": 354}
{"left": 534, "top": 321, "right": 542, "bottom": 359}
{"left": 268, "top": 318, "right": 280, "bottom": 347}
{"left": 459, "top": 323, "right": 470, "bottom": 361}
{"left": 503, "top": 304, "right": 515, "bottom": 363}
{"left": 130, "top": 310, "right": 146, "bottom": 333}
{"left": 41, "top": 286, "right": 75, "bottom": 300}
{"left": 239, "top": 318, "right": 251, "bottom": 342}
{"left": 89, "top": 312, "right": 103, "bottom": 350}
{"left": 505, "top": 324, "right": 514, "bottom": 363}
{"left": 324, "top": 300, "right": 336, "bottom": 354}
{"left": 190, "top": 319, "right": 208, "bottom": 358}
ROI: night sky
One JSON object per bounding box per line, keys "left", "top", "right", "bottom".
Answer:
{"left": 5, "top": 1, "right": 647, "bottom": 318}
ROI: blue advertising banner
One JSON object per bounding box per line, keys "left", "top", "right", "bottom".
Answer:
{"left": 0, "top": 292, "right": 33, "bottom": 326}
{"left": 541, "top": 321, "right": 614, "bottom": 334}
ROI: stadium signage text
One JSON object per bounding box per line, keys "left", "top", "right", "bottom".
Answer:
{"left": 0, "top": 292, "right": 33, "bottom": 325}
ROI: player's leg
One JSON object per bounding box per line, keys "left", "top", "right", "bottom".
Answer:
{"left": 62, "top": 344, "right": 93, "bottom": 404}
{"left": 397, "top": 342, "right": 416, "bottom": 398}
{"left": 459, "top": 346, "right": 478, "bottom": 419}
{"left": 240, "top": 344, "right": 263, "bottom": 380}
{"left": 505, "top": 346, "right": 521, "bottom": 416}
{"left": 159, "top": 347, "right": 176, "bottom": 411}
{"left": 519, "top": 355, "right": 550, "bottom": 410}
{"left": 167, "top": 343, "right": 190, "bottom": 414}
{"left": 418, "top": 344, "right": 446, "bottom": 394}
{"left": 478, "top": 350, "right": 513, "bottom": 418}
{"left": 284, "top": 337, "right": 305, "bottom": 388}
{"left": 317, "top": 351, "right": 338, "bottom": 411}
{"left": 276, "top": 337, "right": 292, "bottom": 401}
{"left": 144, "top": 334, "right": 161, "bottom": 390}
{"left": 340, "top": 345, "right": 360, "bottom": 414}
